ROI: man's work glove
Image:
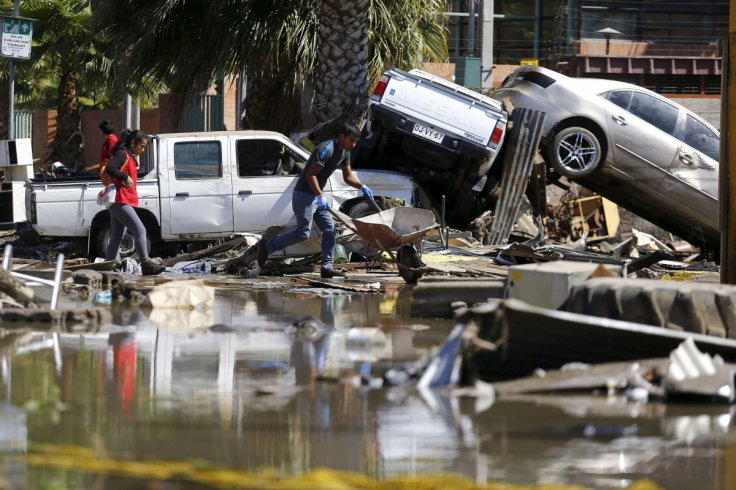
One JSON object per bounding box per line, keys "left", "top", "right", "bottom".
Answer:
{"left": 315, "top": 195, "right": 329, "bottom": 210}
{"left": 361, "top": 185, "right": 373, "bottom": 199}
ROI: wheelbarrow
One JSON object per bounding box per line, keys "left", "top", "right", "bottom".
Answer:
{"left": 328, "top": 204, "right": 438, "bottom": 284}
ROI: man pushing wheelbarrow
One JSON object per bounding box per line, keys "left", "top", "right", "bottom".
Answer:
{"left": 254, "top": 123, "right": 372, "bottom": 279}
{"left": 246, "top": 121, "right": 437, "bottom": 283}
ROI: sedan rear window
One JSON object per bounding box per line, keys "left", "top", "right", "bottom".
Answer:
{"left": 603, "top": 90, "right": 632, "bottom": 110}
{"left": 628, "top": 92, "right": 679, "bottom": 136}
{"left": 518, "top": 70, "right": 556, "bottom": 88}
{"left": 504, "top": 70, "right": 555, "bottom": 89}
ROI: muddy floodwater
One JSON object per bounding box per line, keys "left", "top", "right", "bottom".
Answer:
{"left": 0, "top": 277, "right": 733, "bottom": 489}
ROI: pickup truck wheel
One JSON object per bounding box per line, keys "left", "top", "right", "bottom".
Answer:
{"left": 93, "top": 221, "right": 151, "bottom": 259}
{"left": 548, "top": 126, "right": 602, "bottom": 178}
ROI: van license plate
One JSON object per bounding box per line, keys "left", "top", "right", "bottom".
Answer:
{"left": 412, "top": 123, "right": 444, "bottom": 144}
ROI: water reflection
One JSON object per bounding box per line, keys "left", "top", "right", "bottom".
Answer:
{"left": 0, "top": 285, "right": 732, "bottom": 489}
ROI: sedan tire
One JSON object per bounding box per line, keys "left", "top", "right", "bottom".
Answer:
{"left": 548, "top": 126, "right": 602, "bottom": 178}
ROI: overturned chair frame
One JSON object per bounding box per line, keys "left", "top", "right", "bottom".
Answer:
{"left": 2, "top": 244, "right": 64, "bottom": 309}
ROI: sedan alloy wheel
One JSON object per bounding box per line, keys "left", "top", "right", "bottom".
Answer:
{"left": 549, "top": 126, "right": 602, "bottom": 178}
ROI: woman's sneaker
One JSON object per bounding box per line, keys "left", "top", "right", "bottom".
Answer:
{"left": 141, "top": 258, "right": 165, "bottom": 275}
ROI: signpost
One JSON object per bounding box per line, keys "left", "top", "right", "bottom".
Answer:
{"left": 1, "top": 17, "right": 32, "bottom": 60}
{"left": 1, "top": 3, "right": 32, "bottom": 140}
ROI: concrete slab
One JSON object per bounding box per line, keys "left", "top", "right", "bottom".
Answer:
{"left": 411, "top": 277, "right": 506, "bottom": 318}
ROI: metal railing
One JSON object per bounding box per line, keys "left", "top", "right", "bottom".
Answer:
{"left": 179, "top": 95, "right": 225, "bottom": 132}
{"left": 13, "top": 111, "right": 32, "bottom": 139}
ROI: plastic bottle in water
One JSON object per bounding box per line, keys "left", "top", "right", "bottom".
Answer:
{"left": 93, "top": 290, "right": 112, "bottom": 305}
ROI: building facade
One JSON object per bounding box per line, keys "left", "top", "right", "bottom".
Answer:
{"left": 447, "top": 0, "right": 727, "bottom": 96}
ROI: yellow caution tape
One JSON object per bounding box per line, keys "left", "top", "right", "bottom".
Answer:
{"left": 20, "top": 443, "right": 662, "bottom": 490}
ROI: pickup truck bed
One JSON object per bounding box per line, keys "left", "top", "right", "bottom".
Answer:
{"left": 354, "top": 67, "right": 508, "bottom": 226}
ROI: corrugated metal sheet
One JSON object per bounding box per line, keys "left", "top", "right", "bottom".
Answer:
{"left": 487, "top": 107, "right": 546, "bottom": 245}
{"left": 13, "top": 111, "right": 32, "bottom": 139}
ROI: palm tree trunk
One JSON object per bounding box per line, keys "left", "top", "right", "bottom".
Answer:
{"left": 49, "top": 69, "right": 82, "bottom": 170}
{"left": 243, "top": 71, "right": 301, "bottom": 134}
{"left": 312, "top": 0, "right": 371, "bottom": 139}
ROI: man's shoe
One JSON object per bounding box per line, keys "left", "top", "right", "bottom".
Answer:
{"left": 320, "top": 267, "right": 345, "bottom": 279}
{"left": 141, "top": 258, "right": 165, "bottom": 276}
{"left": 256, "top": 239, "right": 269, "bottom": 268}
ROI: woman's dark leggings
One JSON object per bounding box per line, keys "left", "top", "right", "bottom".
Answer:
{"left": 105, "top": 203, "right": 149, "bottom": 261}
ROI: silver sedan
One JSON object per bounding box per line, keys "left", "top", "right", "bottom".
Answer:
{"left": 491, "top": 65, "right": 720, "bottom": 249}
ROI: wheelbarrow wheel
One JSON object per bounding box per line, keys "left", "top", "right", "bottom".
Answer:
{"left": 397, "top": 245, "right": 423, "bottom": 284}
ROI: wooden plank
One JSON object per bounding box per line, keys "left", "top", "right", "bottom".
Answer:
{"left": 160, "top": 236, "right": 246, "bottom": 267}
{"left": 454, "top": 260, "right": 508, "bottom": 278}
{"left": 424, "top": 263, "right": 468, "bottom": 274}
{"left": 289, "top": 275, "right": 380, "bottom": 293}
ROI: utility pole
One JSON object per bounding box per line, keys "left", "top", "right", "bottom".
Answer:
{"left": 7, "top": 0, "right": 20, "bottom": 139}
{"left": 468, "top": 0, "right": 476, "bottom": 56}
{"left": 721, "top": 5, "right": 736, "bottom": 284}
{"left": 123, "top": 94, "right": 140, "bottom": 130}
{"left": 480, "top": 0, "right": 496, "bottom": 91}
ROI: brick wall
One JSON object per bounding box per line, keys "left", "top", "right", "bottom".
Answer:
{"left": 31, "top": 110, "right": 56, "bottom": 161}
{"left": 157, "top": 94, "right": 178, "bottom": 134}
{"left": 80, "top": 110, "right": 124, "bottom": 167}
{"left": 79, "top": 109, "right": 160, "bottom": 166}
{"left": 420, "top": 62, "right": 456, "bottom": 82}
{"left": 223, "top": 74, "right": 239, "bottom": 131}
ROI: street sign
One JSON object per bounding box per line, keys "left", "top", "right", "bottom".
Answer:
{"left": 1, "top": 17, "right": 32, "bottom": 60}
{"left": 520, "top": 59, "right": 539, "bottom": 66}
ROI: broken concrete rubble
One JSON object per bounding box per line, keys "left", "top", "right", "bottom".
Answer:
{"left": 664, "top": 337, "right": 735, "bottom": 402}
{"left": 506, "top": 260, "right": 622, "bottom": 309}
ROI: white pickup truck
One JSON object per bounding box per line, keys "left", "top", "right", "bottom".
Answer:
{"left": 25, "top": 130, "right": 418, "bottom": 257}
{"left": 353, "top": 67, "right": 508, "bottom": 225}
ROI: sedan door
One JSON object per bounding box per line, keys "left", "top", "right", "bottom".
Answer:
{"left": 660, "top": 113, "right": 720, "bottom": 223}
{"left": 602, "top": 90, "right": 681, "bottom": 193}
{"left": 669, "top": 113, "right": 719, "bottom": 198}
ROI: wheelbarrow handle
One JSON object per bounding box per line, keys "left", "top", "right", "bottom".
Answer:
{"left": 368, "top": 198, "right": 383, "bottom": 214}
{"left": 328, "top": 207, "right": 359, "bottom": 234}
